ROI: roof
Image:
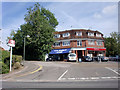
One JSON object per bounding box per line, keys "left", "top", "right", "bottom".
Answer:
{"left": 55, "top": 29, "right": 103, "bottom": 35}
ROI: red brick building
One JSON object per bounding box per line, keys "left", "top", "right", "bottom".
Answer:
{"left": 49, "top": 29, "right": 106, "bottom": 61}
{"left": 0, "top": 46, "right": 5, "bottom": 51}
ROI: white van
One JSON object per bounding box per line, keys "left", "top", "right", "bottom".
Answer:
{"left": 68, "top": 53, "right": 77, "bottom": 61}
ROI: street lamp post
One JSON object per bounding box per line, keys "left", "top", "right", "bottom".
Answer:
{"left": 23, "top": 35, "right": 30, "bottom": 63}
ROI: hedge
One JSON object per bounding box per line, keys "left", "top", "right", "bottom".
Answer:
{"left": 1, "top": 62, "right": 9, "bottom": 74}
{"left": 2, "top": 50, "right": 22, "bottom": 74}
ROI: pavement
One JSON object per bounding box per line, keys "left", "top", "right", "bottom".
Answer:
{"left": 1, "top": 61, "right": 119, "bottom": 88}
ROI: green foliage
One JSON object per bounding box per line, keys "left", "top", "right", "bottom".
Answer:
{"left": 2, "top": 50, "right": 10, "bottom": 67}
{"left": 2, "top": 62, "right": 9, "bottom": 74}
{"left": 12, "top": 55, "right": 22, "bottom": 64}
{"left": 104, "top": 32, "right": 120, "bottom": 56}
{"left": 11, "top": 3, "right": 58, "bottom": 60}
{"left": 2, "top": 50, "right": 10, "bottom": 62}
{"left": 1, "top": 50, "right": 23, "bottom": 74}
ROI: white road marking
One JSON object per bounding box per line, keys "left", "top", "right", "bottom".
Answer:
{"left": 90, "top": 77, "right": 100, "bottom": 80}
{"left": 59, "top": 76, "right": 120, "bottom": 81}
{"left": 58, "top": 70, "right": 68, "bottom": 81}
{"left": 105, "top": 67, "right": 120, "bottom": 75}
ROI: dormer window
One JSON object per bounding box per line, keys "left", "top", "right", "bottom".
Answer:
{"left": 96, "top": 33, "right": 101, "bottom": 37}
{"left": 88, "top": 32, "right": 94, "bottom": 36}
{"left": 62, "top": 33, "right": 70, "bottom": 37}
{"left": 54, "top": 34, "right": 60, "bottom": 38}
{"left": 76, "top": 32, "right": 82, "bottom": 36}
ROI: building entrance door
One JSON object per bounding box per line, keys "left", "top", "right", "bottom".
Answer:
{"left": 77, "top": 50, "right": 82, "bottom": 60}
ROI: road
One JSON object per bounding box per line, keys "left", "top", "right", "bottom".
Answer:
{"left": 2, "top": 61, "right": 119, "bottom": 88}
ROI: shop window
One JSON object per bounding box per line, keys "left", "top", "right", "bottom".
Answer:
{"left": 96, "top": 41, "right": 103, "bottom": 46}
{"left": 88, "top": 32, "right": 94, "bottom": 36}
{"left": 76, "top": 32, "right": 82, "bottom": 36}
{"left": 53, "top": 42, "right": 60, "bottom": 47}
{"left": 62, "top": 33, "right": 70, "bottom": 37}
{"left": 77, "top": 40, "right": 82, "bottom": 46}
{"left": 54, "top": 34, "right": 60, "bottom": 38}
{"left": 88, "top": 40, "right": 95, "bottom": 45}
{"left": 96, "top": 34, "right": 101, "bottom": 37}
{"left": 62, "top": 41, "right": 70, "bottom": 46}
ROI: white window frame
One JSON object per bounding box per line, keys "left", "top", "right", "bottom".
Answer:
{"left": 96, "top": 34, "right": 101, "bottom": 37}
{"left": 88, "top": 32, "right": 94, "bottom": 36}
{"left": 76, "top": 32, "right": 82, "bottom": 36}
{"left": 96, "top": 41, "right": 103, "bottom": 46}
{"left": 88, "top": 40, "right": 95, "bottom": 45}
{"left": 62, "top": 33, "right": 70, "bottom": 37}
{"left": 54, "top": 34, "right": 60, "bottom": 38}
{"left": 62, "top": 41, "right": 70, "bottom": 46}
{"left": 53, "top": 42, "right": 60, "bottom": 47}
{"left": 77, "top": 40, "right": 82, "bottom": 46}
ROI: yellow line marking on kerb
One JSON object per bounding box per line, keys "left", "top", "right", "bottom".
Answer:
{"left": 15, "top": 64, "right": 42, "bottom": 78}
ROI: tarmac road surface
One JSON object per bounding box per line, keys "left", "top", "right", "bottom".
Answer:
{"left": 1, "top": 61, "right": 119, "bottom": 88}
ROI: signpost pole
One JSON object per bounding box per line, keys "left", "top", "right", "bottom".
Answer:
{"left": 8, "top": 39, "right": 15, "bottom": 72}
{"left": 10, "top": 46, "right": 12, "bottom": 72}
{"left": 23, "top": 37, "right": 25, "bottom": 61}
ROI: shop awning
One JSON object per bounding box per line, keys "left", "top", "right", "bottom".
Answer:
{"left": 49, "top": 48, "right": 71, "bottom": 54}
{"left": 87, "top": 48, "right": 106, "bottom": 51}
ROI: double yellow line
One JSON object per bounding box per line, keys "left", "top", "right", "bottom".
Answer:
{"left": 15, "top": 64, "right": 43, "bottom": 78}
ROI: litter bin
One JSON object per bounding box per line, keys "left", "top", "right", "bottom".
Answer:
{"left": 79, "top": 58, "right": 82, "bottom": 62}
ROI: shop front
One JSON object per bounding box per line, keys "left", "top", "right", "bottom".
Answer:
{"left": 86, "top": 48, "right": 106, "bottom": 57}
{"left": 49, "top": 48, "right": 71, "bottom": 61}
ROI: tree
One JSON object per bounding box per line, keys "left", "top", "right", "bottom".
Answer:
{"left": 104, "top": 32, "right": 120, "bottom": 56}
{"left": 11, "top": 3, "right": 58, "bottom": 60}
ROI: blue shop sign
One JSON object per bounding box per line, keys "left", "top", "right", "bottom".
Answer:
{"left": 49, "top": 48, "right": 71, "bottom": 54}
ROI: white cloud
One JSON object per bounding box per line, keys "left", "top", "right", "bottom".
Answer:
{"left": 93, "top": 4, "right": 117, "bottom": 19}
{"left": 93, "top": 13, "right": 102, "bottom": 19}
{"left": 102, "top": 5, "right": 117, "bottom": 15}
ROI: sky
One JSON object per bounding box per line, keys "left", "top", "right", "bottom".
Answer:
{"left": 1, "top": 1, "right": 118, "bottom": 50}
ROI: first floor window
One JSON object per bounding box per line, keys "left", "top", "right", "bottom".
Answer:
{"left": 96, "top": 41, "right": 103, "bottom": 46}
{"left": 88, "top": 40, "right": 95, "bottom": 45}
{"left": 62, "top": 41, "right": 70, "bottom": 46}
{"left": 77, "top": 40, "right": 82, "bottom": 46}
{"left": 53, "top": 42, "right": 60, "bottom": 47}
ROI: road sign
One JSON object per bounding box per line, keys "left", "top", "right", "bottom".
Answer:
{"left": 8, "top": 39, "right": 15, "bottom": 47}
{"left": 7, "top": 39, "right": 15, "bottom": 72}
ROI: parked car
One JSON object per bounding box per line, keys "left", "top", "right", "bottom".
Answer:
{"left": 46, "top": 55, "right": 60, "bottom": 61}
{"left": 97, "top": 56, "right": 108, "bottom": 62}
{"left": 109, "top": 56, "right": 120, "bottom": 61}
{"left": 68, "top": 53, "right": 77, "bottom": 61}
{"left": 83, "top": 56, "right": 93, "bottom": 62}
{"left": 46, "top": 56, "right": 54, "bottom": 61}
{"left": 100, "top": 56, "right": 109, "bottom": 62}
{"left": 93, "top": 57, "right": 98, "bottom": 61}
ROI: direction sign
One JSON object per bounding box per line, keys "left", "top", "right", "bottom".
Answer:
{"left": 8, "top": 39, "right": 15, "bottom": 47}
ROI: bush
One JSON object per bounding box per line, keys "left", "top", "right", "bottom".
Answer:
{"left": 13, "top": 62, "right": 21, "bottom": 69}
{"left": 1, "top": 50, "right": 10, "bottom": 74}
{"left": 12, "top": 55, "right": 22, "bottom": 64}
{"left": 2, "top": 50, "right": 10, "bottom": 63}
{"left": 2, "top": 62, "right": 9, "bottom": 74}
{"left": 16, "top": 55, "right": 22, "bottom": 63}
{"left": 1, "top": 50, "right": 23, "bottom": 74}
